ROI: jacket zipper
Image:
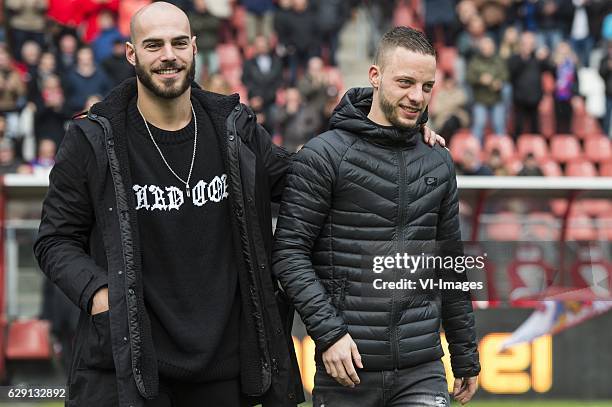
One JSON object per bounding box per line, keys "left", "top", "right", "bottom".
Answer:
{"left": 392, "top": 150, "right": 408, "bottom": 369}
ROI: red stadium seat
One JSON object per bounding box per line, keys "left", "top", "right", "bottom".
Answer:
{"left": 6, "top": 319, "right": 51, "bottom": 360}
{"left": 579, "top": 199, "right": 612, "bottom": 216}
{"left": 449, "top": 132, "right": 480, "bottom": 163}
{"left": 570, "top": 245, "right": 611, "bottom": 295}
{"left": 484, "top": 134, "right": 515, "bottom": 161}
{"left": 584, "top": 137, "right": 612, "bottom": 164}
{"left": 517, "top": 134, "right": 548, "bottom": 160}
{"left": 601, "top": 162, "right": 612, "bottom": 177}
{"left": 550, "top": 134, "right": 581, "bottom": 163}
{"left": 573, "top": 115, "right": 602, "bottom": 140}
{"left": 486, "top": 212, "right": 521, "bottom": 240}
{"left": 524, "top": 212, "right": 559, "bottom": 240}
{"left": 565, "top": 159, "right": 597, "bottom": 177}
{"left": 566, "top": 214, "right": 597, "bottom": 241}
{"left": 596, "top": 211, "right": 612, "bottom": 240}
{"left": 540, "top": 159, "right": 562, "bottom": 177}
{"left": 507, "top": 244, "right": 555, "bottom": 307}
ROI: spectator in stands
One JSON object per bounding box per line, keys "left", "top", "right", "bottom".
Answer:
{"left": 518, "top": 152, "right": 544, "bottom": 175}
{"left": 63, "top": 46, "right": 112, "bottom": 113}
{"left": 28, "top": 51, "right": 56, "bottom": 108}
{"left": 599, "top": 39, "right": 612, "bottom": 136}
{"left": 20, "top": 40, "right": 42, "bottom": 102}
{"left": 204, "top": 73, "right": 233, "bottom": 95}
{"left": 499, "top": 26, "right": 520, "bottom": 115}
{"left": 188, "top": 0, "right": 222, "bottom": 81}
{"left": 430, "top": 73, "right": 470, "bottom": 143}
{"left": 467, "top": 36, "right": 509, "bottom": 141}
{"left": 29, "top": 138, "right": 56, "bottom": 175}
{"left": 20, "top": 40, "right": 42, "bottom": 75}
{"left": 569, "top": 0, "right": 594, "bottom": 67}
{"left": 486, "top": 148, "right": 511, "bottom": 175}
{"left": 285, "top": 0, "right": 319, "bottom": 85}
{"left": 457, "top": 15, "right": 488, "bottom": 63}
{"left": 34, "top": 75, "right": 70, "bottom": 147}
{"left": 499, "top": 26, "right": 520, "bottom": 60}
{"left": 508, "top": 31, "right": 553, "bottom": 138}
{"left": 242, "top": 0, "right": 275, "bottom": 44}
{"left": 424, "top": 0, "right": 458, "bottom": 47}
{"left": 55, "top": 32, "right": 79, "bottom": 74}
{"left": 273, "top": 0, "right": 294, "bottom": 70}
{"left": 5, "top": 0, "right": 47, "bottom": 59}
{"left": 312, "top": 0, "right": 350, "bottom": 66}
{"left": 80, "top": 0, "right": 120, "bottom": 44}
{"left": 298, "top": 57, "right": 337, "bottom": 114}
{"left": 536, "top": 0, "right": 571, "bottom": 51}
{"left": 0, "top": 45, "right": 26, "bottom": 113}
{"left": 479, "top": 0, "right": 509, "bottom": 44}
{"left": 552, "top": 41, "right": 580, "bottom": 134}
{"left": 91, "top": 10, "right": 124, "bottom": 64}
{"left": 0, "top": 138, "right": 29, "bottom": 174}
{"left": 457, "top": 148, "right": 494, "bottom": 175}
{"left": 364, "top": 0, "right": 395, "bottom": 58}
{"left": 242, "top": 35, "right": 283, "bottom": 118}
{"left": 101, "top": 39, "right": 134, "bottom": 87}
{"left": 273, "top": 87, "right": 322, "bottom": 152}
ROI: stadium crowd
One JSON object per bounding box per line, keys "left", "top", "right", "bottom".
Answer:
{"left": 0, "top": 0, "right": 610, "bottom": 178}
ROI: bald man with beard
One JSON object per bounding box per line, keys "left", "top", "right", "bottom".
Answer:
{"left": 34, "top": 3, "right": 304, "bottom": 406}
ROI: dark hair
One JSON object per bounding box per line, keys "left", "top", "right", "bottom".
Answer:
{"left": 374, "top": 26, "right": 436, "bottom": 68}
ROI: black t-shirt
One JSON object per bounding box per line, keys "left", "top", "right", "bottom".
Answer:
{"left": 126, "top": 96, "right": 240, "bottom": 382}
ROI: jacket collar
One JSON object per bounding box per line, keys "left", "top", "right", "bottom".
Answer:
{"left": 89, "top": 77, "right": 240, "bottom": 126}
{"left": 329, "top": 87, "right": 428, "bottom": 147}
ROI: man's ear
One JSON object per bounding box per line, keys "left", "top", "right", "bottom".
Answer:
{"left": 368, "top": 65, "right": 381, "bottom": 89}
{"left": 192, "top": 36, "right": 198, "bottom": 56}
{"left": 125, "top": 42, "right": 136, "bottom": 66}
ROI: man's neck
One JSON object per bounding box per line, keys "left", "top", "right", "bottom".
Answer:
{"left": 136, "top": 83, "right": 192, "bottom": 131}
{"left": 367, "top": 93, "right": 392, "bottom": 127}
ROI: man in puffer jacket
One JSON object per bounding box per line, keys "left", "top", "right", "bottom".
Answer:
{"left": 272, "top": 27, "right": 480, "bottom": 406}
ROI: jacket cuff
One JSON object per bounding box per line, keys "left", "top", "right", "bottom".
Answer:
{"left": 452, "top": 361, "right": 481, "bottom": 378}
{"left": 80, "top": 275, "right": 108, "bottom": 313}
{"left": 315, "top": 325, "right": 349, "bottom": 352}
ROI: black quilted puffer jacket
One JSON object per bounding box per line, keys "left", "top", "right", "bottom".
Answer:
{"left": 272, "top": 88, "right": 480, "bottom": 378}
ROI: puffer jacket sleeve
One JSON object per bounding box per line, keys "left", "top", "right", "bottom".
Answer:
{"left": 272, "top": 137, "right": 348, "bottom": 351}
{"left": 436, "top": 149, "right": 481, "bottom": 378}
{"left": 34, "top": 122, "right": 108, "bottom": 313}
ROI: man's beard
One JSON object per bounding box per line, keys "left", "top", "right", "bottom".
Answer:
{"left": 378, "top": 81, "right": 421, "bottom": 130}
{"left": 134, "top": 54, "right": 195, "bottom": 99}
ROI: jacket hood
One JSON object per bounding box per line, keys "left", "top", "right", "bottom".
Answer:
{"left": 329, "top": 87, "right": 428, "bottom": 146}
{"left": 89, "top": 77, "right": 240, "bottom": 123}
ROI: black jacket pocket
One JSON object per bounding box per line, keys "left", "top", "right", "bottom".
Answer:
{"left": 84, "top": 310, "right": 115, "bottom": 370}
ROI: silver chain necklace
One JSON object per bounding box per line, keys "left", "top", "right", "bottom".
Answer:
{"left": 137, "top": 103, "right": 197, "bottom": 198}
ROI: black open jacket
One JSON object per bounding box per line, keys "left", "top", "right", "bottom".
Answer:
{"left": 272, "top": 88, "right": 481, "bottom": 378}
{"left": 34, "top": 78, "right": 303, "bottom": 406}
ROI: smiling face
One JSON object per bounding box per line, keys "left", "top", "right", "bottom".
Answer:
{"left": 127, "top": 3, "right": 196, "bottom": 99}
{"left": 369, "top": 46, "right": 436, "bottom": 130}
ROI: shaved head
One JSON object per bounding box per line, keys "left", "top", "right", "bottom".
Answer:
{"left": 130, "top": 2, "right": 191, "bottom": 44}
{"left": 126, "top": 1, "right": 196, "bottom": 100}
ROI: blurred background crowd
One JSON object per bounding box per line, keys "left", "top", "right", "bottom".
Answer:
{"left": 0, "top": 0, "right": 609, "bottom": 177}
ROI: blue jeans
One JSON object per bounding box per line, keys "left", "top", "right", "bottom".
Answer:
{"left": 313, "top": 359, "right": 450, "bottom": 407}
{"left": 471, "top": 102, "right": 507, "bottom": 142}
